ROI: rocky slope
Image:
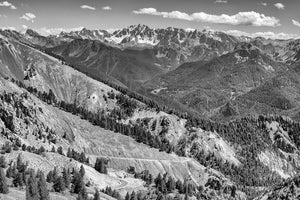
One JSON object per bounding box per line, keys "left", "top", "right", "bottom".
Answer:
{"left": 2, "top": 26, "right": 300, "bottom": 199}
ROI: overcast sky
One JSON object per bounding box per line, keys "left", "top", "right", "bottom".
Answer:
{"left": 0, "top": 0, "right": 300, "bottom": 39}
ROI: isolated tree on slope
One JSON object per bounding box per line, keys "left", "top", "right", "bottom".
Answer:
{"left": 95, "top": 158, "right": 108, "bottom": 174}
{"left": 0, "top": 168, "right": 9, "bottom": 194}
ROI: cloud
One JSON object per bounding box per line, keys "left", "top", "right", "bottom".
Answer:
{"left": 0, "top": 1, "right": 16, "bottom": 9}
{"left": 80, "top": 5, "right": 95, "bottom": 10}
{"left": 133, "top": 8, "right": 280, "bottom": 27}
{"left": 20, "top": 13, "right": 36, "bottom": 23}
{"left": 261, "top": 2, "right": 267, "bottom": 6}
{"left": 22, "top": 25, "right": 28, "bottom": 29}
{"left": 292, "top": 19, "right": 300, "bottom": 27}
{"left": 34, "top": 27, "right": 84, "bottom": 36}
{"left": 102, "top": 6, "right": 112, "bottom": 10}
{"left": 225, "top": 30, "right": 299, "bottom": 40}
{"left": 274, "top": 3, "right": 284, "bottom": 9}
{"left": 215, "top": 0, "right": 228, "bottom": 3}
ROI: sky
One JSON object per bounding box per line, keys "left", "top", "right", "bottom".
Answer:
{"left": 0, "top": 0, "right": 300, "bottom": 39}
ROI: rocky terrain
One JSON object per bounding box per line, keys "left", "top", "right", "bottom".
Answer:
{"left": 1, "top": 24, "right": 300, "bottom": 200}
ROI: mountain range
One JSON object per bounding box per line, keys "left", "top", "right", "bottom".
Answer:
{"left": 1, "top": 24, "right": 300, "bottom": 199}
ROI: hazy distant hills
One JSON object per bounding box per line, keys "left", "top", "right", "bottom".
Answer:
{"left": 143, "top": 42, "right": 288, "bottom": 117}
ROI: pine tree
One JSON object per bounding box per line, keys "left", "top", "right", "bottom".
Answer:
{"left": 57, "top": 146, "right": 64, "bottom": 156}
{"left": 53, "top": 176, "right": 65, "bottom": 193}
{"left": 51, "top": 146, "right": 56, "bottom": 153}
{"left": 79, "top": 152, "right": 87, "bottom": 163}
{"left": 63, "top": 168, "right": 71, "bottom": 189}
{"left": 159, "top": 179, "right": 167, "bottom": 194}
{"left": 67, "top": 148, "right": 72, "bottom": 158}
{"left": 167, "top": 177, "right": 175, "bottom": 192}
{"left": 13, "top": 172, "right": 24, "bottom": 187}
{"left": 6, "top": 164, "right": 13, "bottom": 178}
{"left": 176, "top": 180, "right": 184, "bottom": 194}
{"left": 93, "top": 189, "right": 100, "bottom": 200}
{"left": 26, "top": 171, "right": 40, "bottom": 200}
{"left": 76, "top": 183, "right": 87, "bottom": 200}
{"left": 231, "top": 186, "right": 236, "bottom": 197}
{"left": 46, "top": 170, "right": 53, "bottom": 183}
{"left": 0, "top": 168, "right": 9, "bottom": 194}
{"left": 79, "top": 165, "right": 85, "bottom": 177}
{"left": 0, "top": 156, "right": 7, "bottom": 168}
{"left": 130, "top": 191, "right": 137, "bottom": 200}
{"left": 95, "top": 158, "right": 107, "bottom": 174}
{"left": 155, "top": 173, "right": 162, "bottom": 186}
{"left": 72, "top": 171, "right": 85, "bottom": 194}
{"left": 52, "top": 167, "right": 58, "bottom": 181}
{"left": 16, "top": 154, "right": 27, "bottom": 173}
{"left": 125, "top": 192, "right": 130, "bottom": 200}
{"left": 37, "top": 171, "right": 50, "bottom": 200}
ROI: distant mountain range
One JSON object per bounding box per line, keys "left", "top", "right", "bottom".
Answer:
{"left": 1, "top": 25, "right": 300, "bottom": 121}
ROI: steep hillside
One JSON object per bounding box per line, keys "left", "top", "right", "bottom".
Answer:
{"left": 0, "top": 32, "right": 250, "bottom": 199}
{"left": 0, "top": 75, "right": 246, "bottom": 199}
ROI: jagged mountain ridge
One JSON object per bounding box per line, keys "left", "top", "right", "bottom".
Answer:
{"left": 57, "top": 24, "right": 300, "bottom": 66}
{"left": 58, "top": 24, "right": 243, "bottom": 68}
{"left": 3, "top": 26, "right": 300, "bottom": 120}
